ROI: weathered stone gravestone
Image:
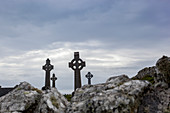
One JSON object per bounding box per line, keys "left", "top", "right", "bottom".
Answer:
{"left": 85, "top": 72, "right": 93, "bottom": 85}
{"left": 51, "top": 73, "right": 57, "bottom": 88}
{"left": 42, "top": 58, "right": 54, "bottom": 90}
{"left": 69, "top": 52, "right": 86, "bottom": 91}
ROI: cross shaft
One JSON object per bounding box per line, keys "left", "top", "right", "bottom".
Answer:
{"left": 51, "top": 73, "right": 57, "bottom": 88}
{"left": 85, "top": 72, "right": 93, "bottom": 85}
{"left": 69, "top": 52, "right": 85, "bottom": 91}
{"left": 42, "top": 58, "right": 54, "bottom": 90}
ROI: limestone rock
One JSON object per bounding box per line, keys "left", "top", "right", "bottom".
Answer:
{"left": 106, "top": 74, "right": 130, "bottom": 83}
{"left": 138, "top": 87, "right": 170, "bottom": 113}
{"left": 156, "top": 55, "right": 170, "bottom": 86}
{"left": 0, "top": 82, "right": 40, "bottom": 113}
{"left": 67, "top": 75, "right": 150, "bottom": 113}
{"left": 34, "top": 88, "right": 69, "bottom": 113}
{"left": 132, "top": 55, "right": 170, "bottom": 113}
{"left": 133, "top": 55, "right": 170, "bottom": 87}
{"left": 134, "top": 66, "right": 157, "bottom": 80}
{"left": 0, "top": 82, "right": 69, "bottom": 113}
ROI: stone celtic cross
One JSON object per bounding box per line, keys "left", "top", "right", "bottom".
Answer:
{"left": 69, "top": 52, "right": 86, "bottom": 91}
{"left": 42, "top": 58, "right": 54, "bottom": 90}
{"left": 51, "top": 73, "right": 57, "bottom": 88}
{"left": 85, "top": 72, "right": 93, "bottom": 85}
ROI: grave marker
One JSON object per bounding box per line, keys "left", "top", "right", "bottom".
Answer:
{"left": 42, "top": 58, "right": 54, "bottom": 90}
{"left": 69, "top": 52, "right": 86, "bottom": 91}
{"left": 51, "top": 73, "right": 57, "bottom": 88}
{"left": 85, "top": 72, "right": 93, "bottom": 85}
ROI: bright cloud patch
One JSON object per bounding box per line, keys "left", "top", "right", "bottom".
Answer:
{"left": 0, "top": 0, "right": 170, "bottom": 94}
{"left": 0, "top": 40, "right": 165, "bottom": 94}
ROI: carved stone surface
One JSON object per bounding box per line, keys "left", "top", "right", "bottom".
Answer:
{"left": 85, "top": 72, "right": 93, "bottom": 85}
{"left": 69, "top": 52, "right": 85, "bottom": 91}
{"left": 51, "top": 73, "right": 57, "bottom": 88}
{"left": 42, "top": 58, "right": 54, "bottom": 90}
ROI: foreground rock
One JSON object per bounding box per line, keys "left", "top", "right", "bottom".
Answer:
{"left": 67, "top": 75, "right": 150, "bottom": 113}
{"left": 0, "top": 75, "right": 151, "bottom": 113}
{"left": 138, "top": 86, "right": 170, "bottom": 113}
{"left": 134, "top": 55, "right": 170, "bottom": 87}
{"left": 67, "top": 56, "right": 170, "bottom": 113}
{"left": 133, "top": 55, "right": 170, "bottom": 113}
{"left": 0, "top": 82, "right": 69, "bottom": 113}
{"left": 156, "top": 55, "right": 170, "bottom": 87}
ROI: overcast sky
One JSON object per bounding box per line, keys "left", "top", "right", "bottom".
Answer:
{"left": 0, "top": 0, "right": 170, "bottom": 94}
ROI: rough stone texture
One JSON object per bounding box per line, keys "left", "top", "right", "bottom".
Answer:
{"left": 156, "top": 55, "right": 170, "bottom": 86}
{"left": 35, "top": 88, "right": 69, "bottom": 113}
{"left": 67, "top": 75, "right": 150, "bottom": 113}
{"left": 134, "top": 55, "right": 170, "bottom": 86}
{"left": 138, "top": 87, "right": 170, "bottom": 113}
{"left": 133, "top": 55, "right": 170, "bottom": 113}
{"left": 106, "top": 74, "right": 130, "bottom": 84}
{"left": 0, "top": 82, "right": 69, "bottom": 113}
{"left": 0, "top": 82, "right": 40, "bottom": 113}
{"left": 134, "top": 66, "right": 157, "bottom": 79}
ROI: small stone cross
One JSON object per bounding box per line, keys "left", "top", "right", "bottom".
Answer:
{"left": 85, "top": 72, "right": 93, "bottom": 85}
{"left": 51, "top": 73, "right": 57, "bottom": 88}
{"left": 42, "top": 58, "right": 54, "bottom": 90}
{"left": 69, "top": 52, "right": 86, "bottom": 91}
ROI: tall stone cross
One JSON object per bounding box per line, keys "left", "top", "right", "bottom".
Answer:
{"left": 85, "top": 72, "right": 93, "bottom": 85}
{"left": 69, "top": 52, "right": 86, "bottom": 91}
{"left": 42, "top": 58, "right": 54, "bottom": 90}
{"left": 51, "top": 73, "right": 57, "bottom": 88}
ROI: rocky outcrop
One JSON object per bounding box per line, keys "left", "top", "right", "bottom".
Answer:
{"left": 133, "top": 55, "right": 170, "bottom": 113}
{"left": 138, "top": 86, "right": 170, "bottom": 113}
{"left": 133, "top": 55, "right": 170, "bottom": 86}
{"left": 0, "top": 75, "right": 151, "bottom": 113}
{"left": 156, "top": 55, "right": 170, "bottom": 86}
{"left": 35, "top": 88, "right": 69, "bottom": 113}
{"left": 134, "top": 66, "right": 157, "bottom": 80}
{"left": 67, "top": 75, "right": 150, "bottom": 113}
{"left": 0, "top": 82, "right": 69, "bottom": 113}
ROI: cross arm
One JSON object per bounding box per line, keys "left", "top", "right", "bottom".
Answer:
{"left": 79, "top": 61, "right": 86, "bottom": 70}
{"left": 69, "top": 60, "right": 76, "bottom": 70}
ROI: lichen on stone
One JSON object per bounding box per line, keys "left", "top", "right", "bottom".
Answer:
{"left": 32, "top": 88, "right": 42, "bottom": 94}
{"left": 50, "top": 96, "right": 59, "bottom": 109}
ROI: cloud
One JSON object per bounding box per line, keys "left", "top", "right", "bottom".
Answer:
{"left": 0, "top": 0, "right": 169, "bottom": 48}
{"left": 0, "top": 0, "right": 170, "bottom": 94}
{"left": 0, "top": 40, "right": 169, "bottom": 93}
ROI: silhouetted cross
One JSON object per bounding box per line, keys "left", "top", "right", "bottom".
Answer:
{"left": 69, "top": 52, "right": 85, "bottom": 91}
{"left": 42, "top": 58, "right": 54, "bottom": 90}
{"left": 85, "top": 72, "right": 93, "bottom": 85}
{"left": 51, "top": 73, "right": 57, "bottom": 88}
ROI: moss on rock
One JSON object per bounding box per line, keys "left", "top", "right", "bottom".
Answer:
{"left": 32, "top": 88, "right": 42, "bottom": 94}
{"left": 64, "top": 94, "right": 72, "bottom": 102}
{"left": 141, "top": 76, "right": 154, "bottom": 84}
{"left": 50, "top": 96, "right": 59, "bottom": 109}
